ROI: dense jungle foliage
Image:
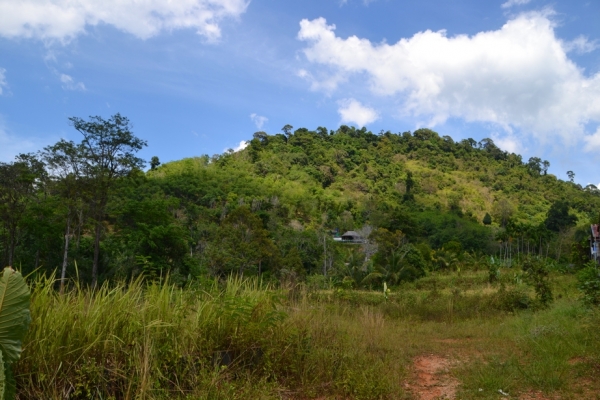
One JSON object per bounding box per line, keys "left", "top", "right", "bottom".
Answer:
{"left": 1, "top": 115, "right": 599, "bottom": 288}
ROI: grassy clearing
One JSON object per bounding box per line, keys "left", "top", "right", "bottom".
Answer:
{"left": 14, "top": 270, "right": 600, "bottom": 399}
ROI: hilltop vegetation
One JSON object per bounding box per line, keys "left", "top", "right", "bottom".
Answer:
{"left": 1, "top": 117, "right": 599, "bottom": 286}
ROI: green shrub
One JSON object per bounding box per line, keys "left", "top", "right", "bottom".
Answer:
{"left": 577, "top": 261, "right": 600, "bottom": 306}
{"left": 522, "top": 257, "right": 553, "bottom": 308}
{"left": 491, "top": 283, "right": 530, "bottom": 311}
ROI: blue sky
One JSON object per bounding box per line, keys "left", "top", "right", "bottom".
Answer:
{"left": 0, "top": 0, "right": 599, "bottom": 186}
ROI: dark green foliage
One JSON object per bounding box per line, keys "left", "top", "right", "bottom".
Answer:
{"left": 577, "top": 261, "right": 600, "bottom": 306}
{"left": 523, "top": 257, "right": 553, "bottom": 308}
{"left": 483, "top": 212, "right": 492, "bottom": 225}
{"left": 150, "top": 156, "right": 160, "bottom": 170}
{"left": 492, "top": 283, "right": 531, "bottom": 311}
{"left": 418, "top": 211, "right": 492, "bottom": 252}
{"left": 544, "top": 201, "right": 577, "bottom": 232}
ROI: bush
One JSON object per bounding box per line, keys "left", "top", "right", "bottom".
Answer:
{"left": 491, "top": 283, "right": 530, "bottom": 311}
{"left": 521, "top": 257, "right": 553, "bottom": 308}
{"left": 577, "top": 261, "right": 600, "bottom": 306}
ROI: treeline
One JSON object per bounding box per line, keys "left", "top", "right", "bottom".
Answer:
{"left": 1, "top": 114, "right": 599, "bottom": 287}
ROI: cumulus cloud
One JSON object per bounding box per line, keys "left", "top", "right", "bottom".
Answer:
{"left": 0, "top": 68, "right": 6, "bottom": 95}
{"left": 60, "top": 73, "right": 85, "bottom": 91}
{"left": 250, "top": 113, "right": 268, "bottom": 130}
{"left": 0, "top": 0, "right": 249, "bottom": 42}
{"left": 501, "top": 0, "right": 531, "bottom": 9}
{"left": 224, "top": 140, "right": 248, "bottom": 153}
{"left": 297, "top": 13, "right": 600, "bottom": 145}
{"left": 338, "top": 98, "right": 379, "bottom": 127}
{"left": 491, "top": 132, "right": 523, "bottom": 153}
{"left": 583, "top": 127, "right": 600, "bottom": 151}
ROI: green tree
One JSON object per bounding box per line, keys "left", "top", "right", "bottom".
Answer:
{"left": 40, "top": 140, "right": 87, "bottom": 292}
{"left": 544, "top": 201, "right": 576, "bottom": 232}
{"left": 527, "top": 157, "right": 542, "bottom": 175}
{"left": 70, "top": 114, "right": 147, "bottom": 287}
{"left": 492, "top": 198, "right": 515, "bottom": 228}
{"left": 150, "top": 156, "right": 161, "bottom": 170}
{"left": 483, "top": 212, "right": 492, "bottom": 225}
{"left": 0, "top": 155, "right": 46, "bottom": 267}
{"left": 212, "top": 206, "right": 276, "bottom": 276}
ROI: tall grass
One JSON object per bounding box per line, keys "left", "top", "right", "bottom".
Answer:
{"left": 13, "top": 270, "right": 600, "bottom": 399}
{"left": 15, "top": 275, "right": 398, "bottom": 399}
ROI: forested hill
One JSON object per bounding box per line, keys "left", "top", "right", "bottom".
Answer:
{"left": 3, "top": 123, "right": 600, "bottom": 285}
{"left": 152, "top": 125, "right": 599, "bottom": 232}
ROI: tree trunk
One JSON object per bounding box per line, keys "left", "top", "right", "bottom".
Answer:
{"left": 60, "top": 215, "right": 71, "bottom": 294}
{"left": 91, "top": 220, "right": 102, "bottom": 289}
{"left": 7, "top": 224, "right": 15, "bottom": 267}
{"left": 322, "top": 233, "right": 327, "bottom": 276}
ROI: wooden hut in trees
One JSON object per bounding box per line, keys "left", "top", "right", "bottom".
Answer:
{"left": 340, "top": 231, "right": 365, "bottom": 244}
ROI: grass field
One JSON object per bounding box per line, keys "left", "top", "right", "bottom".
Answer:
{"left": 14, "top": 269, "right": 600, "bottom": 399}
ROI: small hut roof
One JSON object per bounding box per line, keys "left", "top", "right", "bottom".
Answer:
{"left": 341, "top": 231, "right": 361, "bottom": 237}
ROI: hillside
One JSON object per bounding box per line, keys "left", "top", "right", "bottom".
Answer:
{"left": 3, "top": 124, "right": 599, "bottom": 285}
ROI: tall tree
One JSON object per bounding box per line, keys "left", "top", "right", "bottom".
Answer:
{"left": 541, "top": 160, "right": 550, "bottom": 175}
{"left": 0, "top": 155, "right": 46, "bottom": 266}
{"left": 40, "top": 140, "right": 86, "bottom": 292}
{"left": 544, "top": 201, "right": 576, "bottom": 232}
{"left": 150, "top": 156, "right": 161, "bottom": 170}
{"left": 70, "top": 114, "right": 147, "bottom": 287}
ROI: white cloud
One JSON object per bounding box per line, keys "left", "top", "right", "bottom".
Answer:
{"left": 0, "top": 68, "right": 6, "bottom": 95}
{"left": 491, "top": 132, "right": 522, "bottom": 153}
{"left": 563, "top": 35, "right": 599, "bottom": 54}
{"left": 297, "top": 13, "right": 600, "bottom": 145}
{"left": 501, "top": 0, "right": 531, "bottom": 9}
{"left": 338, "top": 98, "right": 379, "bottom": 127}
{"left": 224, "top": 140, "right": 248, "bottom": 153}
{"left": 0, "top": 0, "right": 249, "bottom": 42}
{"left": 250, "top": 113, "right": 268, "bottom": 130}
{"left": 60, "top": 73, "right": 85, "bottom": 91}
{"left": 583, "top": 127, "right": 600, "bottom": 151}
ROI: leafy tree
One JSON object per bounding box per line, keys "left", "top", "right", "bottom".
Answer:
{"left": 483, "top": 212, "right": 492, "bottom": 225}
{"left": 150, "top": 156, "right": 161, "bottom": 170}
{"left": 492, "top": 198, "right": 515, "bottom": 228}
{"left": 541, "top": 160, "right": 550, "bottom": 175}
{"left": 0, "top": 155, "right": 46, "bottom": 267}
{"left": 70, "top": 113, "right": 147, "bottom": 287}
{"left": 566, "top": 170, "right": 575, "bottom": 182}
{"left": 523, "top": 257, "right": 553, "bottom": 308}
{"left": 527, "top": 157, "right": 542, "bottom": 175}
{"left": 40, "top": 140, "right": 87, "bottom": 292}
{"left": 544, "top": 201, "right": 576, "bottom": 232}
{"left": 211, "top": 206, "right": 276, "bottom": 276}
{"left": 282, "top": 124, "right": 293, "bottom": 138}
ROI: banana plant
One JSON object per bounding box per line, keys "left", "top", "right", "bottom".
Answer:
{"left": 0, "top": 267, "right": 31, "bottom": 400}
